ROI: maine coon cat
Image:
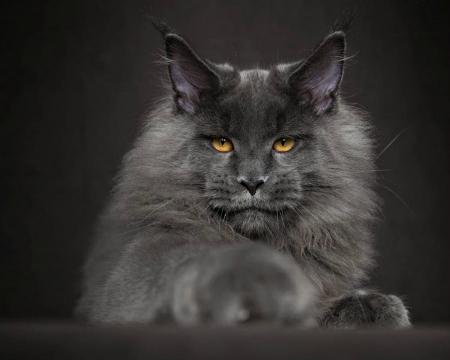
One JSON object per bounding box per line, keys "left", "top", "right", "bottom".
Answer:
{"left": 76, "top": 17, "right": 411, "bottom": 328}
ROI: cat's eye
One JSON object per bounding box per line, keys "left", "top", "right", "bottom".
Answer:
{"left": 212, "top": 137, "right": 234, "bottom": 152}
{"left": 273, "top": 137, "right": 295, "bottom": 152}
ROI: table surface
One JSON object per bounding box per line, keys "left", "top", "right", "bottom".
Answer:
{"left": 1, "top": 323, "right": 449, "bottom": 359}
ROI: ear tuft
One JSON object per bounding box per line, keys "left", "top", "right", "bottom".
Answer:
{"left": 146, "top": 14, "right": 174, "bottom": 38}
{"left": 289, "top": 32, "right": 346, "bottom": 115}
{"left": 331, "top": 6, "right": 357, "bottom": 33}
{"left": 165, "top": 35, "right": 220, "bottom": 114}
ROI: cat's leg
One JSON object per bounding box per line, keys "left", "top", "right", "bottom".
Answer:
{"left": 87, "top": 236, "right": 319, "bottom": 326}
{"left": 320, "top": 289, "right": 411, "bottom": 329}
{"left": 171, "top": 243, "right": 319, "bottom": 326}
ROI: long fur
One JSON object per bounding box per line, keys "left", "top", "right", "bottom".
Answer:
{"left": 76, "top": 26, "right": 381, "bottom": 323}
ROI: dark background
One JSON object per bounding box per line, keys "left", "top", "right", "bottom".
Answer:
{"left": 0, "top": 0, "right": 448, "bottom": 323}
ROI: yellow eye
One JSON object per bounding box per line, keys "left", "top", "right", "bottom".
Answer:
{"left": 212, "top": 137, "right": 234, "bottom": 152}
{"left": 273, "top": 137, "right": 295, "bottom": 152}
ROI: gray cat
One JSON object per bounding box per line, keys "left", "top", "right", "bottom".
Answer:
{"left": 76, "top": 18, "right": 411, "bottom": 328}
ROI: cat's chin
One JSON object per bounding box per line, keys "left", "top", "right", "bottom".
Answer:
{"left": 226, "top": 208, "right": 283, "bottom": 239}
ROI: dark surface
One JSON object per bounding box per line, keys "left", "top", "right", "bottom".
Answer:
{"left": 0, "top": 0, "right": 449, "bottom": 322}
{"left": 1, "top": 324, "right": 450, "bottom": 359}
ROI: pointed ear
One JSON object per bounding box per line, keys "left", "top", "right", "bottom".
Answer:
{"left": 289, "top": 31, "right": 346, "bottom": 115}
{"left": 165, "top": 34, "right": 220, "bottom": 114}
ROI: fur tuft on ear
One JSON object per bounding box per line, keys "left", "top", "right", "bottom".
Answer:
{"left": 289, "top": 31, "right": 346, "bottom": 115}
{"left": 147, "top": 15, "right": 174, "bottom": 38}
{"left": 165, "top": 35, "right": 220, "bottom": 114}
{"left": 331, "top": 6, "right": 357, "bottom": 33}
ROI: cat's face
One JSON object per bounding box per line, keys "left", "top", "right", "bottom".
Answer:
{"left": 146, "top": 31, "right": 375, "bottom": 240}
{"left": 187, "top": 68, "right": 325, "bottom": 238}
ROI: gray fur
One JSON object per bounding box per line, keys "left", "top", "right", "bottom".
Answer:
{"left": 76, "top": 25, "right": 410, "bottom": 328}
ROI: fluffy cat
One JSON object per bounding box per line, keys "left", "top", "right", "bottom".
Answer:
{"left": 76, "top": 17, "right": 411, "bottom": 328}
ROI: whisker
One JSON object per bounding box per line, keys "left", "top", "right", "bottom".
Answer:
{"left": 139, "top": 199, "right": 176, "bottom": 223}
{"left": 114, "top": 223, "right": 152, "bottom": 238}
{"left": 297, "top": 203, "right": 321, "bottom": 224}
{"left": 379, "top": 183, "right": 414, "bottom": 214}
{"left": 180, "top": 198, "right": 210, "bottom": 213}
{"left": 198, "top": 203, "right": 211, "bottom": 215}
{"left": 114, "top": 200, "right": 176, "bottom": 238}
{"left": 376, "top": 127, "right": 411, "bottom": 161}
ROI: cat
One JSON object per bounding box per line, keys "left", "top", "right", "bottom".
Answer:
{"left": 76, "top": 16, "right": 411, "bottom": 328}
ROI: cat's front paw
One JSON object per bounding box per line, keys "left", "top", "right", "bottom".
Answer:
{"left": 321, "top": 290, "right": 411, "bottom": 329}
{"left": 171, "top": 243, "right": 318, "bottom": 326}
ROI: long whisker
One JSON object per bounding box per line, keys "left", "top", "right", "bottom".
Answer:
{"left": 114, "top": 224, "right": 152, "bottom": 238}
{"left": 197, "top": 203, "right": 212, "bottom": 218}
{"left": 140, "top": 199, "right": 176, "bottom": 223}
{"left": 379, "top": 183, "right": 414, "bottom": 214}
{"left": 376, "top": 127, "right": 411, "bottom": 161}
{"left": 114, "top": 200, "right": 177, "bottom": 238}
{"left": 180, "top": 198, "right": 210, "bottom": 213}
{"left": 297, "top": 203, "right": 321, "bottom": 224}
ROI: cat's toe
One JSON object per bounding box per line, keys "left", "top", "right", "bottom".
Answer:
{"left": 321, "top": 290, "right": 411, "bottom": 329}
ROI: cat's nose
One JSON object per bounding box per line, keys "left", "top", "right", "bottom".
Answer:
{"left": 239, "top": 179, "right": 264, "bottom": 196}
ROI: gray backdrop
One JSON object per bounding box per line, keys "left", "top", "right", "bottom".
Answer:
{"left": 1, "top": 0, "right": 449, "bottom": 323}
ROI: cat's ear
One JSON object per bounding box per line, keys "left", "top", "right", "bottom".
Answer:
{"left": 165, "top": 34, "right": 220, "bottom": 114}
{"left": 288, "top": 31, "right": 346, "bottom": 115}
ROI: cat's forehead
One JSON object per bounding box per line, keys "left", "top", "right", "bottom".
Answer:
{"left": 238, "top": 69, "right": 270, "bottom": 88}
{"left": 216, "top": 68, "right": 292, "bottom": 138}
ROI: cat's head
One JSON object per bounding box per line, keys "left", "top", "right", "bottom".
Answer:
{"left": 121, "top": 23, "right": 377, "bottom": 243}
